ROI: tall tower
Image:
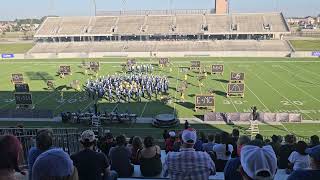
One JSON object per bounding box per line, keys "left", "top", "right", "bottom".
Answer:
{"left": 215, "top": 0, "right": 228, "bottom": 14}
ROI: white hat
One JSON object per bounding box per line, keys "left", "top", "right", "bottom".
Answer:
{"left": 182, "top": 128, "right": 197, "bottom": 144}
{"left": 240, "top": 145, "right": 277, "bottom": 180}
{"left": 168, "top": 131, "right": 176, "bottom": 137}
{"left": 80, "top": 130, "right": 97, "bottom": 142}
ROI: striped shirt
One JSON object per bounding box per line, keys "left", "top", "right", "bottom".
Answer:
{"left": 163, "top": 148, "right": 216, "bottom": 180}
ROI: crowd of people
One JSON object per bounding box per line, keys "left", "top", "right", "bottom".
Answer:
{"left": 0, "top": 127, "right": 320, "bottom": 180}
{"left": 85, "top": 74, "right": 169, "bottom": 102}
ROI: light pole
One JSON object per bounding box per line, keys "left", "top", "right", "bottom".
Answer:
{"left": 92, "top": 0, "right": 97, "bottom": 16}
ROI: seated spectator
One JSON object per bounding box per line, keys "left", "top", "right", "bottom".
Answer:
{"left": 71, "top": 130, "right": 117, "bottom": 180}
{"left": 139, "top": 136, "right": 162, "bottom": 177}
{"left": 279, "top": 134, "right": 296, "bottom": 169}
{"left": 288, "top": 145, "right": 320, "bottom": 180}
{"left": 130, "top": 136, "right": 143, "bottom": 165}
{"left": 255, "top": 134, "right": 264, "bottom": 142}
{"left": 28, "top": 129, "right": 53, "bottom": 180}
{"left": 240, "top": 141, "right": 277, "bottom": 180}
{"left": 99, "top": 133, "right": 116, "bottom": 158}
{"left": 109, "top": 135, "right": 133, "bottom": 178}
{"left": 309, "top": 135, "right": 320, "bottom": 148}
{"left": 32, "top": 148, "right": 78, "bottom": 180}
{"left": 163, "top": 128, "right": 216, "bottom": 180}
{"left": 269, "top": 135, "right": 281, "bottom": 157}
{"left": 173, "top": 133, "right": 182, "bottom": 152}
{"left": 162, "top": 129, "right": 170, "bottom": 140}
{"left": 165, "top": 131, "right": 176, "bottom": 153}
{"left": 202, "top": 134, "right": 216, "bottom": 152}
{"left": 224, "top": 136, "right": 252, "bottom": 180}
{"left": 0, "top": 135, "right": 25, "bottom": 180}
{"left": 288, "top": 141, "right": 310, "bottom": 172}
{"left": 126, "top": 136, "right": 134, "bottom": 150}
{"left": 213, "top": 132, "right": 233, "bottom": 172}
{"left": 231, "top": 129, "right": 240, "bottom": 158}
{"left": 194, "top": 131, "right": 206, "bottom": 151}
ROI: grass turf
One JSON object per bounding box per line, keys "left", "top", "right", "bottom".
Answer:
{"left": 0, "top": 43, "right": 34, "bottom": 54}
{"left": 290, "top": 40, "right": 320, "bottom": 51}
{"left": 1, "top": 57, "right": 320, "bottom": 138}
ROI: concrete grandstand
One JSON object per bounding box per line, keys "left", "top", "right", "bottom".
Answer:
{"left": 28, "top": 10, "right": 292, "bottom": 58}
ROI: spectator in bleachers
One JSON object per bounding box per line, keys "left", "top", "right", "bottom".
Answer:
{"left": 99, "top": 133, "right": 116, "bottom": 158}
{"left": 28, "top": 129, "right": 53, "bottom": 180}
{"left": 287, "top": 145, "right": 320, "bottom": 180}
{"left": 163, "top": 128, "right": 215, "bottom": 180}
{"left": 255, "top": 134, "right": 264, "bottom": 142}
{"left": 126, "top": 136, "right": 134, "bottom": 150}
{"left": 269, "top": 135, "right": 282, "bottom": 157}
{"left": 162, "top": 129, "right": 170, "bottom": 140}
{"left": 194, "top": 131, "right": 206, "bottom": 151}
{"left": 224, "top": 135, "right": 251, "bottom": 180}
{"left": 202, "top": 134, "right": 216, "bottom": 152}
{"left": 109, "top": 135, "right": 134, "bottom": 178}
{"left": 279, "top": 134, "right": 296, "bottom": 169}
{"left": 130, "top": 136, "right": 143, "bottom": 165}
{"left": 165, "top": 131, "right": 176, "bottom": 153}
{"left": 240, "top": 140, "right": 277, "bottom": 180}
{"left": 139, "top": 136, "right": 162, "bottom": 177}
{"left": 70, "top": 130, "right": 117, "bottom": 180}
{"left": 231, "top": 129, "right": 240, "bottom": 158}
{"left": 213, "top": 132, "right": 233, "bottom": 172}
{"left": 309, "top": 135, "right": 320, "bottom": 148}
{"left": 288, "top": 141, "right": 310, "bottom": 172}
{"left": 173, "top": 133, "right": 182, "bottom": 152}
{"left": 32, "top": 148, "right": 78, "bottom": 180}
{"left": 0, "top": 135, "right": 25, "bottom": 180}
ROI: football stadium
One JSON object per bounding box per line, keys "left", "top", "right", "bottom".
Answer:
{"left": 1, "top": 0, "right": 320, "bottom": 179}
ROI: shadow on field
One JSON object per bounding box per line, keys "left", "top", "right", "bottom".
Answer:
{"left": 25, "top": 72, "right": 54, "bottom": 83}
{"left": 212, "top": 78, "right": 229, "bottom": 83}
{"left": 176, "top": 101, "right": 194, "bottom": 109}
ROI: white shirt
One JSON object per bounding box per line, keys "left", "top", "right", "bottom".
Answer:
{"left": 213, "top": 144, "right": 233, "bottom": 160}
{"left": 288, "top": 151, "right": 311, "bottom": 170}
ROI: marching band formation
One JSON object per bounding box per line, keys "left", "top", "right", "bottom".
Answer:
{"left": 85, "top": 73, "right": 170, "bottom": 103}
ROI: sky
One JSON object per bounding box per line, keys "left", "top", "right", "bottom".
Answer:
{"left": 0, "top": 0, "right": 319, "bottom": 20}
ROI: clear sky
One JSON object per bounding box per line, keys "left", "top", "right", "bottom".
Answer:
{"left": 0, "top": 0, "right": 319, "bottom": 20}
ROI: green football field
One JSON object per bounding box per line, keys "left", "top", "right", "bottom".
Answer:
{"left": 290, "top": 40, "right": 320, "bottom": 51}
{"left": 1, "top": 57, "right": 320, "bottom": 138}
{"left": 1, "top": 57, "right": 320, "bottom": 121}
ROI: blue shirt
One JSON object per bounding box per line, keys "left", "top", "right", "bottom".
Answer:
{"left": 287, "top": 169, "right": 320, "bottom": 180}
{"left": 224, "top": 157, "right": 242, "bottom": 180}
{"left": 28, "top": 147, "right": 44, "bottom": 180}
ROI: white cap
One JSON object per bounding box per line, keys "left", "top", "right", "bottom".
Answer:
{"left": 240, "top": 145, "right": 277, "bottom": 180}
{"left": 182, "top": 128, "right": 197, "bottom": 144}
{"left": 168, "top": 131, "right": 176, "bottom": 137}
{"left": 80, "top": 130, "right": 97, "bottom": 142}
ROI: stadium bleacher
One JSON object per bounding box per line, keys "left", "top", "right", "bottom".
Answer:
{"left": 28, "top": 40, "right": 292, "bottom": 54}
{"left": 35, "top": 12, "right": 290, "bottom": 37}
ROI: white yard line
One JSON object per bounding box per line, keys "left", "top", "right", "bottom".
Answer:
{"left": 289, "top": 63, "right": 320, "bottom": 79}
{"left": 277, "top": 65, "right": 320, "bottom": 88}
{"left": 140, "top": 102, "right": 149, "bottom": 118}
{"left": 265, "top": 66, "right": 320, "bottom": 104}
{"left": 80, "top": 100, "right": 95, "bottom": 112}
{"left": 249, "top": 68, "right": 314, "bottom": 121}
{"left": 34, "top": 91, "right": 59, "bottom": 106}
{"left": 214, "top": 74, "right": 238, "bottom": 112}
{"left": 54, "top": 91, "right": 82, "bottom": 110}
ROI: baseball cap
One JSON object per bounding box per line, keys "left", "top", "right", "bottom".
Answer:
{"left": 240, "top": 145, "right": 277, "bottom": 180}
{"left": 169, "top": 131, "right": 176, "bottom": 137}
{"left": 306, "top": 144, "right": 320, "bottom": 161}
{"left": 182, "top": 128, "right": 197, "bottom": 144}
{"left": 32, "top": 148, "right": 74, "bottom": 180}
{"left": 80, "top": 130, "right": 97, "bottom": 142}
